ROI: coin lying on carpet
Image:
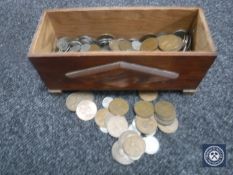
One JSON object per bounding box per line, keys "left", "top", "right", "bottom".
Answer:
{"left": 135, "top": 115, "right": 158, "bottom": 135}
{"left": 157, "top": 118, "right": 179, "bottom": 134}
{"left": 102, "top": 96, "right": 113, "bottom": 108}
{"left": 139, "top": 91, "right": 158, "bottom": 101}
{"left": 143, "top": 136, "right": 160, "bottom": 155}
{"left": 108, "top": 98, "right": 129, "bottom": 116}
{"left": 65, "top": 92, "right": 94, "bottom": 112}
{"left": 134, "top": 100, "right": 154, "bottom": 118}
{"left": 76, "top": 100, "right": 97, "bottom": 121}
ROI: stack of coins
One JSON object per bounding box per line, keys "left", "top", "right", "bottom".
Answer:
{"left": 155, "top": 100, "right": 178, "bottom": 134}
{"left": 55, "top": 29, "right": 191, "bottom": 52}
{"left": 65, "top": 91, "right": 179, "bottom": 165}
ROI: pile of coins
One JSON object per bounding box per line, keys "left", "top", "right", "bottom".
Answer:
{"left": 56, "top": 29, "right": 191, "bottom": 52}
{"left": 65, "top": 91, "right": 178, "bottom": 165}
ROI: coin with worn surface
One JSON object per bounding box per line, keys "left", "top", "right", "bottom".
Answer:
{"left": 106, "top": 116, "right": 128, "bottom": 138}
{"left": 140, "top": 37, "right": 158, "bottom": 51}
{"left": 118, "top": 130, "right": 139, "bottom": 147}
{"left": 158, "top": 118, "right": 179, "bottom": 134}
{"left": 158, "top": 34, "right": 183, "bottom": 51}
{"left": 102, "top": 97, "right": 113, "bottom": 108}
{"left": 69, "top": 44, "right": 81, "bottom": 52}
{"left": 154, "top": 115, "right": 175, "bottom": 126}
{"left": 79, "top": 35, "right": 93, "bottom": 44}
{"left": 123, "top": 135, "right": 145, "bottom": 160}
{"left": 89, "top": 43, "right": 101, "bottom": 51}
{"left": 143, "top": 136, "right": 160, "bottom": 155}
{"left": 139, "top": 91, "right": 158, "bottom": 101}
{"left": 76, "top": 100, "right": 97, "bottom": 121}
{"left": 109, "top": 98, "right": 129, "bottom": 116}
{"left": 80, "top": 43, "right": 91, "bottom": 52}
{"left": 65, "top": 92, "right": 94, "bottom": 112}
{"left": 109, "top": 39, "right": 120, "bottom": 51}
{"left": 134, "top": 101, "right": 154, "bottom": 118}
{"left": 94, "top": 108, "right": 110, "bottom": 128}
{"left": 131, "top": 40, "right": 141, "bottom": 51}
{"left": 118, "top": 39, "right": 132, "bottom": 51}
{"left": 56, "top": 37, "right": 70, "bottom": 52}
{"left": 154, "top": 100, "right": 176, "bottom": 121}
{"left": 112, "top": 141, "right": 134, "bottom": 165}
{"left": 135, "top": 116, "right": 157, "bottom": 135}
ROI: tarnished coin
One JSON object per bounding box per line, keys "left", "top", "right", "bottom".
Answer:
{"left": 134, "top": 101, "right": 154, "bottom": 118}
{"left": 106, "top": 116, "right": 128, "bottom": 138}
{"left": 140, "top": 37, "right": 158, "bottom": 51}
{"left": 139, "top": 91, "right": 158, "bottom": 101}
{"left": 94, "top": 108, "right": 110, "bottom": 128}
{"left": 65, "top": 92, "right": 94, "bottom": 112}
{"left": 158, "top": 34, "right": 183, "bottom": 51}
{"left": 89, "top": 43, "right": 101, "bottom": 51}
{"left": 56, "top": 37, "right": 70, "bottom": 52}
{"left": 143, "top": 136, "right": 160, "bottom": 155}
{"left": 118, "top": 39, "right": 132, "bottom": 51}
{"left": 102, "top": 97, "right": 113, "bottom": 108}
{"left": 109, "top": 98, "right": 129, "bottom": 116}
{"left": 76, "top": 100, "right": 97, "bottom": 121}
{"left": 154, "top": 100, "right": 176, "bottom": 121}
{"left": 112, "top": 141, "right": 134, "bottom": 165}
{"left": 154, "top": 115, "right": 175, "bottom": 126}
{"left": 80, "top": 44, "right": 91, "bottom": 52}
{"left": 109, "top": 39, "right": 120, "bottom": 51}
{"left": 131, "top": 40, "right": 141, "bottom": 51}
{"left": 122, "top": 135, "right": 145, "bottom": 160}
{"left": 135, "top": 116, "right": 157, "bottom": 135}
{"left": 119, "top": 130, "right": 139, "bottom": 147}
{"left": 158, "top": 118, "right": 179, "bottom": 134}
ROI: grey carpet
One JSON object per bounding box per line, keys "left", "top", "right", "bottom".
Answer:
{"left": 0, "top": 0, "right": 232, "bottom": 174}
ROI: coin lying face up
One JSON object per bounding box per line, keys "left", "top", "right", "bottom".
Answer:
{"left": 65, "top": 92, "right": 94, "bottom": 112}
{"left": 143, "top": 136, "right": 160, "bottom": 155}
{"left": 94, "top": 108, "right": 110, "bottom": 128}
{"left": 106, "top": 116, "right": 128, "bottom": 138}
{"left": 135, "top": 115, "right": 158, "bottom": 135}
{"left": 134, "top": 101, "right": 154, "bottom": 118}
{"left": 139, "top": 91, "right": 158, "bottom": 102}
{"left": 158, "top": 118, "right": 179, "bottom": 134}
{"left": 102, "top": 97, "right": 113, "bottom": 108}
{"left": 108, "top": 98, "right": 129, "bottom": 116}
{"left": 76, "top": 100, "right": 97, "bottom": 121}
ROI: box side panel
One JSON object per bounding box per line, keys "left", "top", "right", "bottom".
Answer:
{"left": 29, "top": 55, "right": 216, "bottom": 91}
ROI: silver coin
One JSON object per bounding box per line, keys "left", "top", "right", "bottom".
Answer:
{"left": 97, "top": 34, "right": 114, "bottom": 46}
{"left": 128, "top": 124, "right": 141, "bottom": 135}
{"left": 76, "top": 100, "right": 97, "bottom": 121}
{"left": 69, "top": 45, "right": 81, "bottom": 52}
{"left": 65, "top": 92, "right": 94, "bottom": 112}
{"left": 143, "top": 136, "right": 160, "bottom": 155}
{"left": 131, "top": 40, "right": 141, "bottom": 51}
{"left": 99, "top": 127, "right": 108, "bottom": 134}
{"left": 102, "top": 97, "right": 113, "bottom": 108}
{"left": 80, "top": 44, "right": 91, "bottom": 52}
{"left": 56, "top": 37, "right": 70, "bottom": 52}
{"left": 112, "top": 141, "right": 134, "bottom": 165}
{"left": 79, "top": 35, "right": 93, "bottom": 44}
{"left": 106, "top": 116, "right": 128, "bottom": 138}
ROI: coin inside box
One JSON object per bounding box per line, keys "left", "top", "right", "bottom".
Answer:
{"left": 28, "top": 7, "right": 217, "bottom": 92}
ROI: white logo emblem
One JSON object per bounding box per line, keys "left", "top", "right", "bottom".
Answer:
{"left": 204, "top": 146, "right": 224, "bottom": 166}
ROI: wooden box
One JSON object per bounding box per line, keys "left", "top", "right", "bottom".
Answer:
{"left": 28, "top": 7, "right": 217, "bottom": 92}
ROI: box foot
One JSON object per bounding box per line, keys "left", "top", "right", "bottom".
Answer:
{"left": 48, "top": 89, "right": 62, "bottom": 93}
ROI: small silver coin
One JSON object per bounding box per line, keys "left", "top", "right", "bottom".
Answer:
{"left": 99, "top": 127, "right": 108, "bottom": 134}
{"left": 131, "top": 40, "right": 142, "bottom": 51}
{"left": 76, "top": 100, "right": 97, "bottom": 121}
{"left": 102, "top": 97, "right": 113, "bottom": 108}
{"left": 80, "top": 44, "right": 91, "bottom": 52}
{"left": 143, "top": 136, "right": 160, "bottom": 155}
{"left": 56, "top": 37, "right": 70, "bottom": 52}
{"left": 79, "top": 35, "right": 94, "bottom": 44}
{"left": 69, "top": 45, "right": 81, "bottom": 52}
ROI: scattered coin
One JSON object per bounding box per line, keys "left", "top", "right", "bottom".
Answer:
{"left": 99, "top": 127, "right": 108, "bottom": 134}
{"left": 158, "top": 118, "right": 179, "bottom": 134}
{"left": 134, "top": 101, "right": 154, "bottom": 118}
{"left": 135, "top": 116, "right": 157, "bottom": 135}
{"left": 143, "top": 136, "right": 160, "bottom": 155}
{"left": 112, "top": 141, "right": 134, "bottom": 165}
{"left": 118, "top": 130, "right": 139, "bottom": 147}
{"left": 106, "top": 116, "right": 128, "bottom": 138}
{"left": 140, "top": 37, "right": 158, "bottom": 51}
{"left": 122, "top": 135, "right": 145, "bottom": 160}
{"left": 139, "top": 91, "right": 158, "bottom": 101}
{"left": 128, "top": 124, "right": 141, "bottom": 135}
{"left": 89, "top": 43, "right": 101, "bottom": 51}
{"left": 109, "top": 39, "right": 120, "bottom": 51}
{"left": 158, "top": 34, "right": 183, "bottom": 51}
{"left": 65, "top": 92, "right": 94, "bottom": 112}
{"left": 154, "top": 100, "right": 176, "bottom": 121}
{"left": 102, "top": 97, "right": 113, "bottom": 108}
{"left": 131, "top": 40, "right": 141, "bottom": 51}
{"left": 94, "top": 108, "right": 110, "bottom": 128}
{"left": 109, "top": 98, "right": 129, "bottom": 116}
{"left": 118, "top": 39, "right": 132, "bottom": 51}
{"left": 154, "top": 114, "right": 175, "bottom": 126}
{"left": 76, "top": 100, "right": 97, "bottom": 121}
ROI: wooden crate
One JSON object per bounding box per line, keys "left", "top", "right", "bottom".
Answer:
{"left": 28, "top": 7, "right": 217, "bottom": 92}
